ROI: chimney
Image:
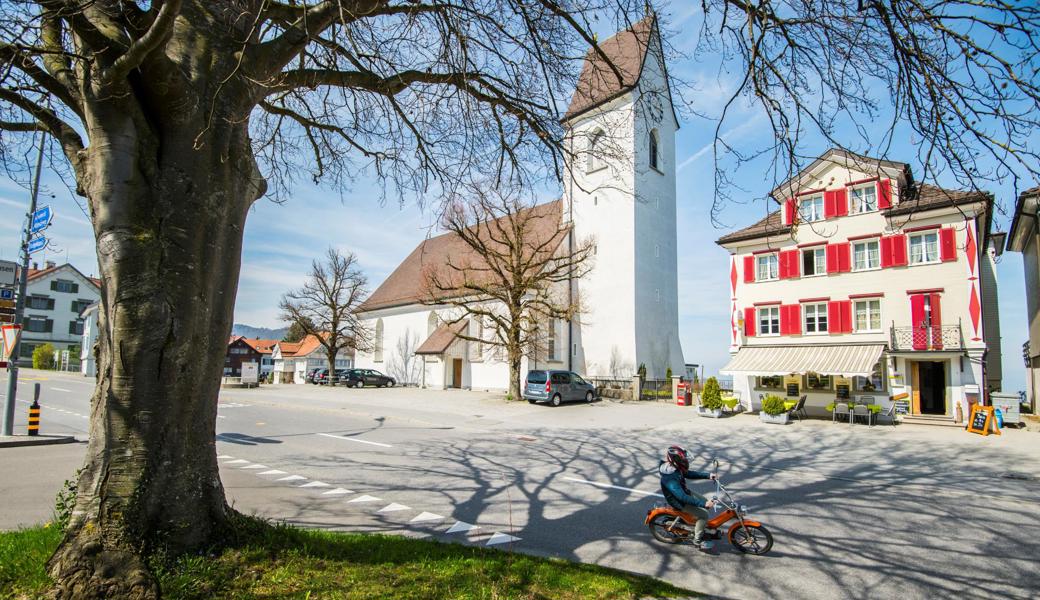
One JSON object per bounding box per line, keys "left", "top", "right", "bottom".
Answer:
{"left": 45, "top": 260, "right": 56, "bottom": 269}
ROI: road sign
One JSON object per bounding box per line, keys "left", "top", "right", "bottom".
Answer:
{"left": 29, "top": 205, "right": 52, "bottom": 234}
{"left": 27, "top": 235, "right": 46, "bottom": 254}
{"left": 0, "top": 288, "right": 12, "bottom": 300}
{"left": 1, "top": 325, "right": 21, "bottom": 361}
{"left": 0, "top": 261, "right": 15, "bottom": 287}
{"left": 0, "top": 300, "right": 13, "bottom": 309}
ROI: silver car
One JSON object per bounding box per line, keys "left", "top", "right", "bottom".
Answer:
{"left": 523, "top": 370, "right": 596, "bottom": 406}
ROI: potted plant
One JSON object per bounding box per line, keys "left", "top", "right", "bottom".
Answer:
{"left": 759, "top": 394, "right": 790, "bottom": 425}
{"left": 697, "top": 377, "right": 724, "bottom": 418}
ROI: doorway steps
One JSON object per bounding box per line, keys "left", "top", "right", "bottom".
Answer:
{"left": 899, "top": 414, "right": 962, "bottom": 428}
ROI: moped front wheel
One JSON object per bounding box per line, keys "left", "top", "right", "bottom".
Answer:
{"left": 728, "top": 523, "right": 773, "bottom": 555}
{"left": 648, "top": 514, "right": 689, "bottom": 544}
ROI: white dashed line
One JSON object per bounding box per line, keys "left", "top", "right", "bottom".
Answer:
{"left": 322, "top": 488, "right": 354, "bottom": 496}
{"left": 445, "top": 521, "right": 479, "bottom": 534}
{"left": 258, "top": 470, "right": 287, "bottom": 476}
{"left": 410, "top": 512, "right": 444, "bottom": 523}
{"left": 347, "top": 495, "right": 381, "bottom": 503}
{"left": 377, "top": 503, "right": 410, "bottom": 513}
{"left": 240, "top": 464, "right": 268, "bottom": 470}
{"left": 225, "top": 459, "right": 250, "bottom": 465}
{"left": 486, "top": 532, "right": 521, "bottom": 546}
{"left": 562, "top": 476, "right": 663, "bottom": 497}
{"left": 50, "top": 387, "right": 72, "bottom": 392}
{"left": 316, "top": 432, "right": 392, "bottom": 448}
{"left": 277, "top": 475, "right": 307, "bottom": 482}
{"left": 299, "top": 481, "right": 330, "bottom": 488}
{"left": 217, "top": 455, "right": 234, "bottom": 459}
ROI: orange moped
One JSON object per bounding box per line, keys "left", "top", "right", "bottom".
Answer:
{"left": 644, "top": 460, "right": 773, "bottom": 555}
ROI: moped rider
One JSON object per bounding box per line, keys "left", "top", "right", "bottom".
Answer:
{"left": 659, "top": 445, "right": 717, "bottom": 552}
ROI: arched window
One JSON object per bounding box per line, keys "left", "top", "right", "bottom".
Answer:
{"left": 374, "top": 318, "right": 384, "bottom": 362}
{"left": 427, "top": 311, "right": 439, "bottom": 336}
{"left": 587, "top": 130, "right": 604, "bottom": 172}
{"left": 649, "top": 129, "right": 659, "bottom": 170}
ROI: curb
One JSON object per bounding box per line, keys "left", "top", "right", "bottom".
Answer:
{"left": 0, "top": 434, "right": 79, "bottom": 448}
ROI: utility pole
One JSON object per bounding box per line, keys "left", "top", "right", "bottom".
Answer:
{"left": 2, "top": 139, "right": 45, "bottom": 436}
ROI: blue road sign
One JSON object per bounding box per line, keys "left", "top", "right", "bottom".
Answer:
{"left": 29, "top": 205, "right": 52, "bottom": 234}
{"left": 0, "top": 289, "right": 12, "bottom": 300}
{"left": 27, "top": 235, "right": 46, "bottom": 254}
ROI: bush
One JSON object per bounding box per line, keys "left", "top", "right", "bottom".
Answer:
{"left": 31, "top": 343, "right": 55, "bottom": 370}
{"left": 665, "top": 367, "right": 672, "bottom": 380}
{"left": 762, "top": 395, "right": 787, "bottom": 416}
{"left": 53, "top": 469, "right": 81, "bottom": 531}
{"left": 700, "top": 376, "right": 723, "bottom": 410}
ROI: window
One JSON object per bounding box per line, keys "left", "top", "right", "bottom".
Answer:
{"left": 655, "top": 244, "right": 660, "bottom": 258}
{"left": 799, "top": 195, "right": 824, "bottom": 222}
{"left": 27, "top": 295, "right": 53, "bottom": 310}
{"left": 587, "top": 130, "right": 604, "bottom": 172}
{"left": 801, "top": 247, "right": 826, "bottom": 277}
{"left": 804, "top": 372, "right": 833, "bottom": 391}
{"left": 909, "top": 231, "right": 939, "bottom": 265}
{"left": 756, "top": 254, "right": 778, "bottom": 281}
{"left": 20, "top": 343, "right": 36, "bottom": 358}
{"left": 51, "top": 279, "right": 79, "bottom": 293}
{"left": 649, "top": 129, "right": 660, "bottom": 170}
{"left": 757, "top": 306, "right": 780, "bottom": 336}
{"left": 850, "top": 185, "right": 877, "bottom": 214}
{"left": 24, "top": 316, "right": 52, "bottom": 333}
{"left": 756, "top": 375, "right": 783, "bottom": 390}
{"left": 373, "top": 319, "right": 384, "bottom": 362}
{"left": 853, "top": 299, "right": 882, "bottom": 332}
{"left": 854, "top": 362, "right": 885, "bottom": 392}
{"left": 852, "top": 239, "right": 880, "bottom": 271}
{"left": 470, "top": 318, "right": 484, "bottom": 362}
{"left": 803, "top": 302, "right": 828, "bottom": 334}
{"left": 547, "top": 319, "right": 558, "bottom": 361}
{"left": 68, "top": 320, "right": 84, "bottom": 335}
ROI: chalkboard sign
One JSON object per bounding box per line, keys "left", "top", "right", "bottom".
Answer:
{"left": 786, "top": 383, "right": 799, "bottom": 397}
{"left": 836, "top": 385, "right": 850, "bottom": 399}
{"left": 893, "top": 400, "right": 909, "bottom": 415}
{"left": 966, "top": 405, "right": 1001, "bottom": 436}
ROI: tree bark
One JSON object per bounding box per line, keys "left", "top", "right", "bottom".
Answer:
{"left": 46, "top": 96, "right": 265, "bottom": 599}
{"left": 508, "top": 326, "right": 522, "bottom": 401}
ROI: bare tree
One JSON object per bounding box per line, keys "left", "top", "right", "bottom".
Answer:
{"left": 280, "top": 248, "right": 369, "bottom": 385}
{"left": 421, "top": 182, "right": 594, "bottom": 400}
{"left": 0, "top": 2, "right": 647, "bottom": 595}
{"left": 386, "top": 327, "right": 423, "bottom": 386}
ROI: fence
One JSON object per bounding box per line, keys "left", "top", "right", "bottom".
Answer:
{"left": 588, "top": 377, "right": 633, "bottom": 401}
{"left": 639, "top": 378, "right": 672, "bottom": 402}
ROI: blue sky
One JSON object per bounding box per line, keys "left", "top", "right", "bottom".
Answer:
{"left": 0, "top": 3, "right": 1032, "bottom": 392}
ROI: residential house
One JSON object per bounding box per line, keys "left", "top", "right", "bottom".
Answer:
{"left": 1007, "top": 186, "right": 1039, "bottom": 412}
{"left": 717, "top": 149, "right": 1003, "bottom": 423}
{"left": 79, "top": 301, "right": 99, "bottom": 376}
{"left": 354, "top": 15, "right": 685, "bottom": 390}
{"left": 271, "top": 334, "right": 354, "bottom": 384}
{"left": 20, "top": 261, "right": 101, "bottom": 366}
{"left": 224, "top": 336, "right": 278, "bottom": 377}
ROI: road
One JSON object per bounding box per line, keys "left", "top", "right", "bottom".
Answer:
{"left": 3, "top": 369, "right": 1040, "bottom": 600}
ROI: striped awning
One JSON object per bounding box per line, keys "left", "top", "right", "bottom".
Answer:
{"left": 720, "top": 344, "right": 885, "bottom": 378}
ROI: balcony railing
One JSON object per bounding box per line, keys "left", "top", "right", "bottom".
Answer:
{"left": 890, "top": 323, "right": 964, "bottom": 351}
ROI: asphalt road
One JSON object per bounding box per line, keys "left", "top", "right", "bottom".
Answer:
{"left": 3, "top": 370, "right": 1040, "bottom": 600}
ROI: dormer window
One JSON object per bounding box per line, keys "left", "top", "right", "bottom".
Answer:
{"left": 799, "top": 195, "right": 824, "bottom": 223}
{"left": 850, "top": 184, "right": 878, "bottom": 214}
{"left": 649, "top": 129, "right": 660, "bottom": 171}
{"left": 587, "top": 130, "right": 605, "bottom": 173}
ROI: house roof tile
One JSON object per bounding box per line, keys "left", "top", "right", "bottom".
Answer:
{"left": 563, "top": 16, "right": 654, "bottom": 121}
{"left": 415, "top": 321, "right": 468, "bottom": 355}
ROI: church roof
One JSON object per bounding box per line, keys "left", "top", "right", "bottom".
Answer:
{"left": 415, "top": 321, "right": 468, "bottom": 355}
{"left": 358, "top": 200, "right": 564, "bottom": 313}
{"left": 564, "top": 16, "right": 655, "bottom": 121}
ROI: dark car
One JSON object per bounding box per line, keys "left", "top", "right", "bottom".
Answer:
{"left": 343, "top": 369, "right": 396, "bottom": 388}
{"left": 318, "top": 369, "right": 352, "bottom": 385}
{"left": 523, "top": 370, "right": 596, "bottom": 406}
{"left": 310, "top": 368, "right": 329, "bottom": 385}
{"left": 305, "top": 368, "right": 324, "bottom": 384}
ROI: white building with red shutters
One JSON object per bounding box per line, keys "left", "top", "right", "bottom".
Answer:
{"left": 716, "top": 149, "right": 1003, "bottom": 423}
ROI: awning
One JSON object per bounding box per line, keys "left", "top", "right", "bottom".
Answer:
{"left": 720, "top": 344, "right": 885, "bottom": 378}
{"left": 415, "top": 321, "right": 468, "bottom": 355}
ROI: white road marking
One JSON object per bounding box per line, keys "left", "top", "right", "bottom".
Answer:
{"left": 217, "top": 415, "right": 226, "bottom": 419}
{"left": 322, "top": 488, "right": 354, "bottom": 496}
{"left": 240, "top": 464, "right": 268, "bottom": 470}
{"left": 277, "top": 475, "right": 307, "bottom": 482}
{"left": 50, "top": 387, "right": 72, "bottom": 392}
{"left": 347, "top": 494, "right": 381, "bottom": 503}
{"left": 217, "top": 455, "right": 234, "bottom": 459}
{"left": 377, "top": 503, "right": 410, "bottom": 513}
{"left": 562, "top": 476, "right": 663, "bottom": 498}
{"left": 445, "top": 521, "right": 479, "bottom": 534}
{"left": 316, "top": 432, "right": 392, "bottom": 448}
{"left": 258, "top": 470, "right": 287, "bottom": 476}
{"left": 486, "top": 532, "right": 521, "bottom": 546}
{"left": 225, "top": 459, "right": 250, "bottom": 465}
{"left": 299, "top": 481, "right": 330, "bottom": 488}
{"left": 410, "top": 512, "right": 444, "bottom": 523}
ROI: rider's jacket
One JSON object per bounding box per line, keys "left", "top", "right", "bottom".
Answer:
{"left": 659, "top": 461, "right": 710, "bottom": 509}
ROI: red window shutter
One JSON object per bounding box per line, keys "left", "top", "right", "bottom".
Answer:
{"left": 743, "top": 255, "right": 755, "bottom": 283}
{"left": 837, "top": 242, "right": 852, "bottom": 273}
{"left": 787, "top": 304, "right": 801, "bottom": 335}
{"left": 744, "top": 307, "right": 756, "bottom": 337}
{"left": 840, "top": 300, "right": 853, "bottom": 333}
{"left": 823, "top": 190, "right": 837, "bottom": 219}
{"left": 777, "top": 252, "right": 788, "bottom": 279}
{"left": 778, "top": 250, "right": 798, "bottom": 279}
{"left": 939, "top": 228, "right": 957, "bottom": 261}
{"left": 787, "top": 250, "right": 800, "bottom": 277}
{"left": 834, "top": 188, "right": 849, "bottom": 216}
{"left": 783, "top": 198, "right": 796, "bottom": 225}
{"left": 826, "top": 244, "right": 838, "bottom": 274}
{"left": 910, "top": 294, "right": 926, "bottom": 350}
{"left": 878, "top": 179, "right": 892, "bottom": 209}
{"left": 880, "top": 236, "right": 893, "bottom": 268}
{"left": 930, "top": 293, "right": 943, "bottom": 349}
{"left": 891, "top": 234, "right": 908, "bottom": 266}
{"left": 827, "top": 301, "right": 841, "bottom": 335}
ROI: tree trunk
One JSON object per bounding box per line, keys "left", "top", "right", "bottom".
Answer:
{"left": 46, "top": 97, "right": 265, "bottom": 598}
{"left": 327, "top": 348, "right": 338, "bottom": 386}
{"left": 508, "top": 328, "right": 522, "bottom": 401}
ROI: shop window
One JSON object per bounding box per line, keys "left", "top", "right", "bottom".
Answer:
{"left": 756, "top": 375, "right": 784, "bottom": 390}
{"left": 803, "top": 372, "right": 833, "bottom": 391}
{"left": 854, "top": 362, "right": 885, "bottom": 392}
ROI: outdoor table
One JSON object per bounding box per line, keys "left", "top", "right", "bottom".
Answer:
{"left": 783, "top": 400, "right": 798, "bottom": 411}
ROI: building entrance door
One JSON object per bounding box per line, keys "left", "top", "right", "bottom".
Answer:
{"left": 452, "top": 359, "right": 463, "bottom": 388}
{"left": 917, "top": 361, "right": 946, "bottom": 415}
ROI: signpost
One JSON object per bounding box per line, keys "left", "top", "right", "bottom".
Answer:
{"left": 29, "top": 205, "right": 52, "bottom": 234}
{"left": 27, "top": 235, "right": 47, "bottom": 254}
{"left": 0, "top": 261, "right": 15, "bottom": 287}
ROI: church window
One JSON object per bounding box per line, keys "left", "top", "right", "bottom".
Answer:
{"left": 547, "top": 319, "right": 558, "bottom": 361}
{"left": 587, "top": 130, "right": 605, "bottom": 172}
{"left": 374, "top": 319, "right": 384, "bottom": 362}
{"left": 649, "top": 129, "right": 660, "bottom": 170}
{"left": 427, "top": 312, "right": 438, "bottom": 336}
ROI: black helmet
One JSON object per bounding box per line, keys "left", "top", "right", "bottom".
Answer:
{"left": 666, "top": 445, "right": 690, "bottom": 475}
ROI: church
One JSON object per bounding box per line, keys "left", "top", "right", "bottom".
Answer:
{"left": 354, "top": 16, "right": 686, "bottom": 390}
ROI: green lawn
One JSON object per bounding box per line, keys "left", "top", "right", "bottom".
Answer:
{"left": 1, "top": 520, "right": 699, "bottom": 599}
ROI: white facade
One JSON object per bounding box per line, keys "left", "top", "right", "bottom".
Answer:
{"left": 80, "top": 302, "right": 99, "bottom": 377}
{"left": 19, "top": 262, "right": 100, "bottom": 366}
{"left": 271, "top": 338, "right": 353, "bottom": 384}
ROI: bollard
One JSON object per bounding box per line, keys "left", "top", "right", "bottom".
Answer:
{"left": 27, "top": 382, "right": 40, "bottom": 436}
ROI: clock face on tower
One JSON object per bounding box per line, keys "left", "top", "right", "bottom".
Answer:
{"left": 647, "top": 94, "right": 664, "bottom": 123}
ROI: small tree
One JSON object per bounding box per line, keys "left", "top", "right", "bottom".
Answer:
{"left": 282, "top": 318, "right": 314, "bottom": 344}
{"left": 280, "top": 249, "right": 370, "bottom": 386}
{"left": 701, "top": 376, "right": 723, "bottom": 410}
{"left": 665, "top": 367, "right": 673, "bottom": 381}
{"left": 386, "top": 328, "right": 423, "bottom": 387}
{"left": 637, "top": 363, "right": 647, "bottom": 381}
{"left": 32, "top": 343, "right": 55, "bottom": 370}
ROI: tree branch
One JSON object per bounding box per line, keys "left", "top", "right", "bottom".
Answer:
{"left": 100, "top": 0, "right": 182, "bottom": 84}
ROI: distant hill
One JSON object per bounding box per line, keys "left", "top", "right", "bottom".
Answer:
{"left": 232, "top": 323, "right": 288, "bottom": 340}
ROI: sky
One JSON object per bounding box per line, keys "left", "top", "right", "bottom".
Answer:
{"left": 0, "top": 2, "right": 1033, "bottom": 393}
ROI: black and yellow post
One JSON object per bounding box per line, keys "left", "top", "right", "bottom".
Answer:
{"left": 27, "top": 382, "right": 40, "bottom": 436}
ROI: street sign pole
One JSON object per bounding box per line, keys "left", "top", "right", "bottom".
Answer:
{"left": 2, "top": 138, "right": 44, "bottom": 437}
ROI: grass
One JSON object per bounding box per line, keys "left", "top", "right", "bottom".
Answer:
{"left": 1, "top": 519, "right": 699, "bottom": 600}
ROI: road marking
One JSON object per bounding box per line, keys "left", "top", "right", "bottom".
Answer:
{"left": 410, "top": 512, "right": 444, "bottom": 523}
{"left": 258, "top": 470, "right": 287, "bottom": 476}
{"left": 322, "top": 488, "right": 354, "bottom": 496}
{"left": 225, "top": 459, "right": 250, "bottom": 465}
{"left": 217, "top": 455, "right": 234, "bottom": 459}
{"left": 277, "top": 475, "right": 307, "bottom": 482}
{"left": 347, "top": 494, "right": 381, "bottom": 503}
{"left": 217, "top": 415, "right": 226, "bottom": 419}
{"left": 445, "top": 521, "right": 479, "bottom": 534}
{"left": 316, "top": 432, "right": 393, "bottom": 448}
{"left": 240, "top": 464, "right": 268, "bottom": 470}
{"left": 562, "top": 476, "right": 663, "bottom": 497}
{"left": 486, "top": 532, "right": 521, "bottom": 546}
{"left": 50, "top": 387, "right": 72, "bottom": 392}
{"left": 377, "top": 503, "right": 410, "bottom": 513}
{"left": 299, "top": 481, "right": 330, "bottom": 488}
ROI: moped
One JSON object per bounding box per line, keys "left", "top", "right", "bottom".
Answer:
{"left": 644, "top": 460, "right": 773, "bottom": 555}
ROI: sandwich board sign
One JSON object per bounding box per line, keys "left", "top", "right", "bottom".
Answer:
{"left": 966, "top": 404, "right": 1000, "bottom": 436}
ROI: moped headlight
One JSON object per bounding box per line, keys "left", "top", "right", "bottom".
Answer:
{"left": 739, "top": 504, "right": 749, "bottom": 515}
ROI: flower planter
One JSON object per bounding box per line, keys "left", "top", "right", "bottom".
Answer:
{"left": 759, "top": 412, "right": 790, "bottom": 425}
{"left": 697, "top": 407, "right": 724, "bottom": 418}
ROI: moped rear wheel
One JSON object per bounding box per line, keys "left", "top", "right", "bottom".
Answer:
{"left": 728, "top": 523, "right": 773, "bottom": 555}
{"left": 648, "top": 514, "right": 689, "bottom": 544}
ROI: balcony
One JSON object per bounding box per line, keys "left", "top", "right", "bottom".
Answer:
{"left": 889, "top": 323, "right": 964, "bottom": 352}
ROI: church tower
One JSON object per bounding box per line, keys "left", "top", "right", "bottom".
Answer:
{"left": 564, "top": 15, "right": 685, "bottom": 379}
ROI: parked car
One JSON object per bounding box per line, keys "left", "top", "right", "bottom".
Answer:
{"left": 305, "top": 368, "right": 323, "bottom": 384}
{"left": 318, "top": 369, "right": 352, "bottom": 386}
{"left": 342, "top": 369, "right": 396, "bottom": 388}
{"left": 523, "top": 370, "right": 595, "bottom": 406}
{"left": 310, "top": 368, "right": 329, "bottom": 385}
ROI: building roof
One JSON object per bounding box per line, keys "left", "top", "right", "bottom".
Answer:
{"left": 358, "top": 200, "right": 565, "bottom": 313}
{"left": 1005, "top": 185, "right": 1038, "bottom": 253}
{"left": 563, "top": 16, "right": 655, "bottom": 121}
{"left": 240, "top": 338, "right": 279, "bottom": 354}
{"left": 415, "top": 321, "right": 468, "bottom": 355}
{"left": 26, "top": 263, "right": 101, "bottom": 290}
{"left": 715, "top": 210, "right": 791, "bottom": 245}
{"left": 770, "top": 148, "right": 912, "bottom": 201}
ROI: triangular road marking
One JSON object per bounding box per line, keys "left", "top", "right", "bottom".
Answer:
{"left": 299, "top": 481, "right": 330, "bottom": 488}
{"left": 377, "top": 503, "right": 411, "bottom": 513}
{"left": 240, "top": 464, "right": 268, "bottom": 470}
{"left": 486, "top": 532, "right": 521, "bottom": 546}
{"left": 277, "top": 475, "right": 306, "bottom": 482}
{"left": 257, "top": 470, "right": 286, "bottom": 476}
{"left": 216, "top": 455, "right": 234, "bottom": 459}
{"left": 347, "top": 494, "right": 381, "bottom": 503}
{"left": 322, "top": 488, "right": 354, "bottom": 495}
{"left": 410, "top": 512, "right": 444, "bottom": 523}
{"left": 445, "top": 521, "right": 480, "bottom": 534}
{"left": 224, "top": 459, "right": 250, "bottom": 464}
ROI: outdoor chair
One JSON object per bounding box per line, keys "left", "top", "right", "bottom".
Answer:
{"left": 832, "top": 401, "right": 851, "bottom": 424}
{"left": 875, "top": 405, "right": 897, "bottom": 426}
{"left": 792, "top": 395, "right": 808, "bottom": 421}
{"left": 852, "top": 404, "right": 871, "bottom": 426}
